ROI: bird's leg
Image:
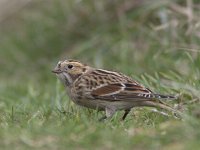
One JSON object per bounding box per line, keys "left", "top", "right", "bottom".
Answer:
{"left": 121, "top": 109, "right": 131, "bottom": 121}
{"left": 99, "top": 107, "right": 116, "bottom": 122}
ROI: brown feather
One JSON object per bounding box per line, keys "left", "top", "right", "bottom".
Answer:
{"left": 91, "top": 84, "right": 121, "bottom": 96}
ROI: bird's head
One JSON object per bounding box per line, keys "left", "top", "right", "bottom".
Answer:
{"left": 52, "top": 59, "right": 91, "bottom": 86}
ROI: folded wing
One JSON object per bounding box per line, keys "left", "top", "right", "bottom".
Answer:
{"left": 91, "top": 83, "right": 160, "bottom": 101}
{"left": 74, "top": 69, "right": 175, "bottom": 101}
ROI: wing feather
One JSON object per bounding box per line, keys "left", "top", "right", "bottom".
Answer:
{"left": 73, "top": 69, "right": 174, "bottom": 102}
{"left": 91, "top": 84, "right": 122, "bottom": 96}
{"left": 91, "top": 83, "right": 155, "bottom": 101}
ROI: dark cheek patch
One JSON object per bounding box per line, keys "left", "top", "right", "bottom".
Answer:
{"left": 70, "top": 73, "right": 83, "bottom": 81}
{"left": 82, "top": 68, "right": 86, "bottom": 72}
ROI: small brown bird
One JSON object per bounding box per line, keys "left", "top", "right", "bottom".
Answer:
{"left": 52, "top": 59, "right": 178, "bottom": 121}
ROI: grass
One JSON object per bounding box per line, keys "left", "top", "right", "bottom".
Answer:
{"left": 0, "top": 0, "right": 200, "bottom": 149}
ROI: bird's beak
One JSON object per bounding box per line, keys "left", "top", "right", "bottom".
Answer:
{"left": 52, "top": 68, "right": 62, "bottom": 73}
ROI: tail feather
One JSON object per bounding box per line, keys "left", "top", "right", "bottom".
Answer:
{"left": 136, "top": 93, "right": 176, "bottom": 100}
{"left": 139, "top": 101, "right": 182, "bottom": 118}
{"left": 153, "top": 94, "right": 176, "bottom": 99}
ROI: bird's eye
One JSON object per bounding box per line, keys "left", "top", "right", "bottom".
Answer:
{"left": 67, "top": 64, "right": 73, "bottom": 69}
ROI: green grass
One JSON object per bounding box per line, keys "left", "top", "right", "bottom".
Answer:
{"left": 0, "top": 0, "right": 200, "bottom": 149}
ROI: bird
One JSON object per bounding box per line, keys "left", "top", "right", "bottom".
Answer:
{"left": 52, "top": 59, "right": 179, "bottom": 121}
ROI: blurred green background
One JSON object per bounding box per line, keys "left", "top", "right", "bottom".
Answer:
{"left": 0, "top": 0, "right": 200, "bottom": 150}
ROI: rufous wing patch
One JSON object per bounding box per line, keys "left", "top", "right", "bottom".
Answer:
{"left": 91, "top": 84, "right": 122, "bottom": 96}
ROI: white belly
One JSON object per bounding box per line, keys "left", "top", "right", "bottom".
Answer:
{"left": 72, "top": 98, "right": 134, "bottom": 111}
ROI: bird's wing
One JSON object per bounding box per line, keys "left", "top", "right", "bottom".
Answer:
{"left": 73, "top": 69, "right": 174, "bottom": 101}
{"left": 90, "top": 83, "right": 157, "bottom": 101}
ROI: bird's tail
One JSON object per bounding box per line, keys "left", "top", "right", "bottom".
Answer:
{"left": 137, "top": 93, "right": 177, "bottom": 100}
{"left": 142, "top": 101, "right": 182, "bottom": 118}
{"left": 153, "top": 94, "right": 176, "bottom": 99}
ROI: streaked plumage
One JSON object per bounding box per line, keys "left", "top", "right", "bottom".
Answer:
{"left": 52, "top": 59, "right": 178, "bottom": 121}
